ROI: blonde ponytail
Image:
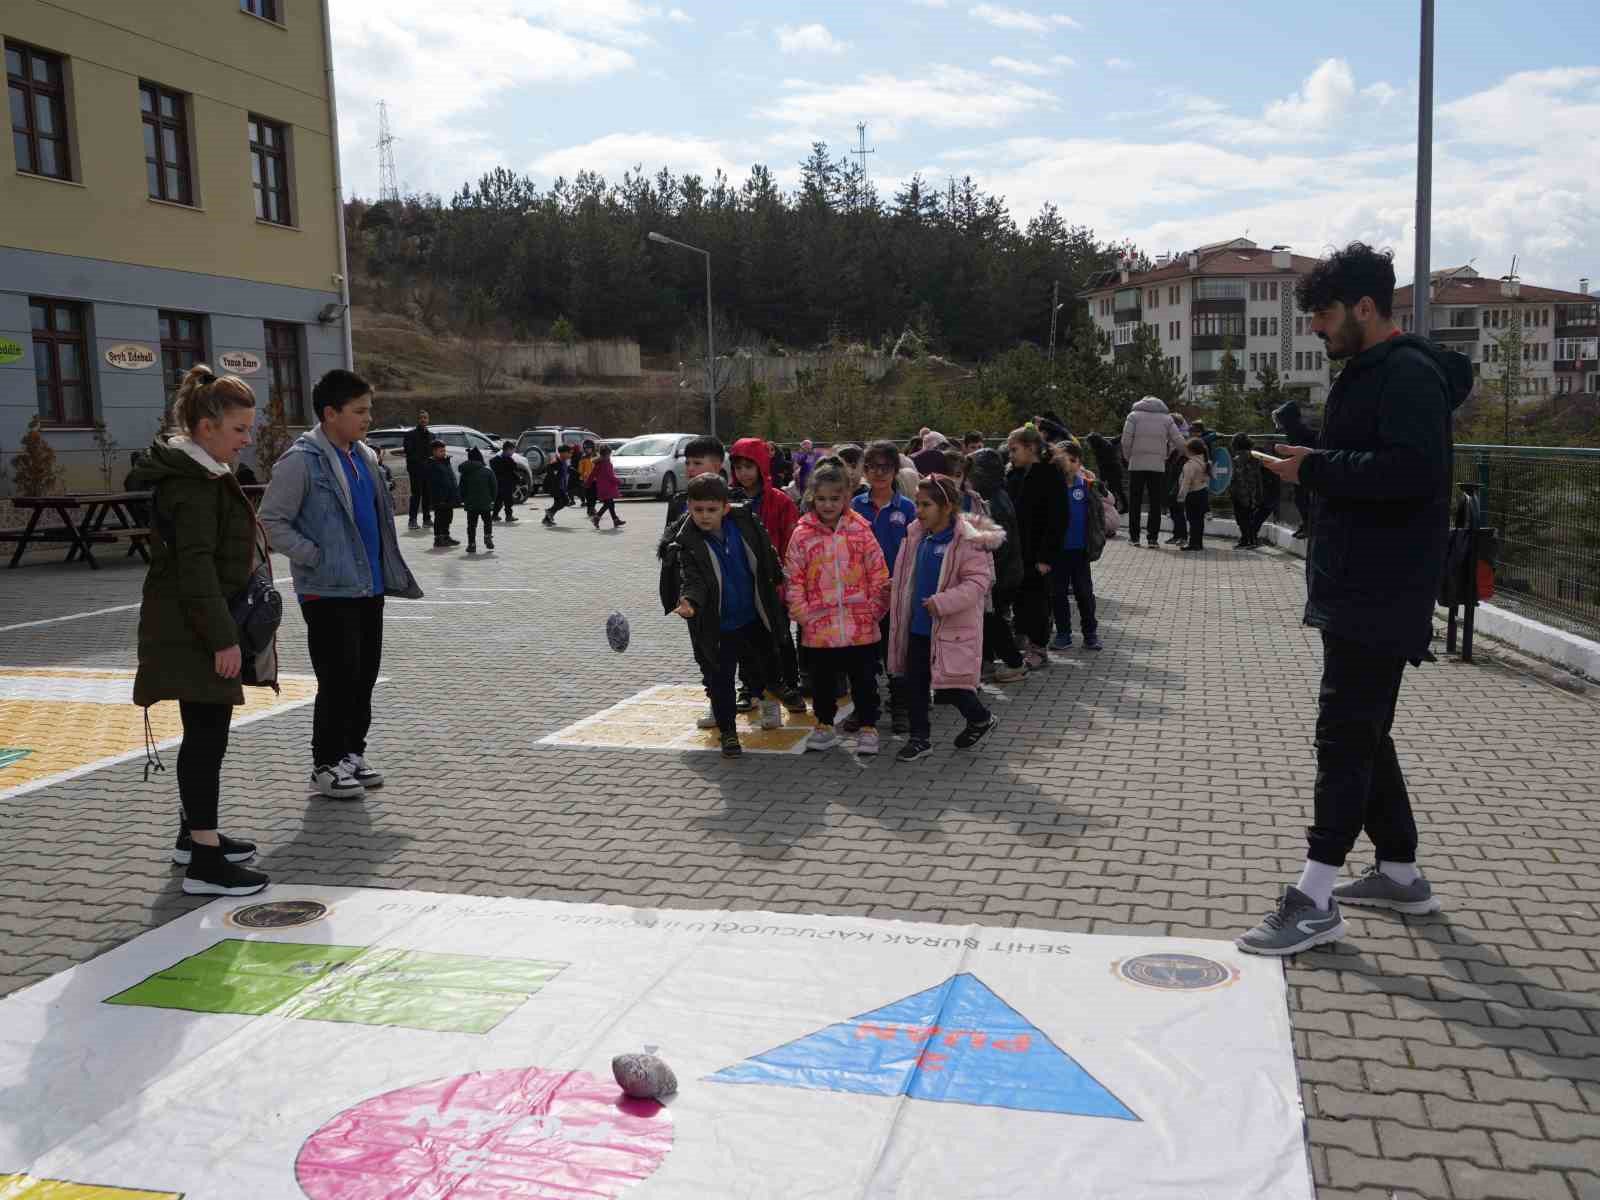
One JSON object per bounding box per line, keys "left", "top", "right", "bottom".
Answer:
{"left": 170, "top": 364, "right": 255, "bottom": 434}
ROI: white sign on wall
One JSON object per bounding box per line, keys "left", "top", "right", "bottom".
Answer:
{"left": 104, "top": 343, "right": 157, "bottom": 370}
{"left": 219, "top": 350, "right": 264, "bottom": 375}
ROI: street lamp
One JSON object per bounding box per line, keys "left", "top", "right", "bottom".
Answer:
{"left": 648, "top": 231, "right": 716, "bottom": 437}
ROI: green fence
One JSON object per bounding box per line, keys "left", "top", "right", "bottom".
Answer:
{"left": 1454, "top": 445, "right": 1600, "bottom": 638}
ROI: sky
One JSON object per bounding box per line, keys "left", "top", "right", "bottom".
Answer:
{"left": 330, "top": 0, "right": 1599, "bottom": 294}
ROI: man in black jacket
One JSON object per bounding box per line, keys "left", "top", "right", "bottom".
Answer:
{"left": 1239, "top": 242, "right": 1471, "bottom": 957}
{"left": 402, "top": 410, "right": 433, "bottom": 530}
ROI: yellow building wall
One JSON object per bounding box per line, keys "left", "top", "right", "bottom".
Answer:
{"left": 1, "top": 0, "right": 340, "bottom": 293}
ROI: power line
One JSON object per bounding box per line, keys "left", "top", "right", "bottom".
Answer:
{"left": 376, "top": 100, "right": 400, "bottom": 205}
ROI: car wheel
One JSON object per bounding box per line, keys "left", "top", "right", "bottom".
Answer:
{"left": 658, "top": 472, "right": 678, "bottom": 502}
{"left": 512, "top": 482, "right": 528, "bottom": 505}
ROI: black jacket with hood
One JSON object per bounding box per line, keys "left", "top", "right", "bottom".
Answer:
{"left": 1004, "top": 457, "right": 1068, "bottom": 572}
{"left": 967, "top": 449, "right": 1024, "bottom": 592}
{"left": 657, "top": 505, "right": 785, "bottom": 675}
{"left": 1295, "top": 333, "right": 1471, "bottom": 661}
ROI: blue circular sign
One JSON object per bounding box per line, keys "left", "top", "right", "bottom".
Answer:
{"left": 1209, "top": 446, "right": 1233, "bottom": 496}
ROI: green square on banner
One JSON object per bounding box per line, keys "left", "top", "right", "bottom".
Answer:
{"left": 105, "top": 940, "right": 567, "bottom": 1034}
{"left": 0, "top": 748, "right": 33, "bottom": 770}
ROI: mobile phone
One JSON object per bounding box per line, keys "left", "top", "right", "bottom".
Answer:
{"left": 1251, "top": 450, "right": 1286, "bottom": 465}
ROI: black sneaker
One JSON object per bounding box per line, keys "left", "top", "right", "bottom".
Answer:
{"left": 838, "top": 714, "right": 862, "bottom": 734}
{"left": 895, "top": 738, "right": 933, "bottom": 762}
{"left": 183, "top": 845, "right": 269, "bottom": 896}
{"left": 720, "top": 731, "right": 742, "bottom": 758}
{"left": 485, "top": 539, "right": 495, "bottom": 550}
{"left": 891, "top": 709, "right": 910, "bottom": 737}
{"left": 173, "top": 829, "right": 256, "bottom": 866}
{"left": 780, "top": 687, "right": 808, "bottom": 713}
{"left": 954, "top": 715, "right": 997, "bottom": 749}
{"left": 466, "top": 544, "right": 477, "bottom": 554}
{"left": 734, "top": 692, "right": 756, "bottom": 714}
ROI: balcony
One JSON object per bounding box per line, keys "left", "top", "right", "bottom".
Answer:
{"left": 1555, "top": 321, "right": 1599, "bottom": 338}
{"left": 1430, "top": 327, "right": 1480, "bottom": 344}
{"left": 1191, "top": 334, "right": 1243, "bottom": 352}
{"left": 1192, "top": 369, "right": 1245, "bottom": 387}
{"left": 1192, "top": 297, "right": 1246, "bottom": 316}
{"left": 1554, "top": 359, "right": 1598, "bottom": 374}
{"left": 1113, "top": 304, "right": 1142, "bottom": 324}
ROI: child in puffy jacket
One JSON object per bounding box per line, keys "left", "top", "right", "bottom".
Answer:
{"left": 458, "top": 447, "right": 497, "bottom": 554}
{"left": 784, "top": 459, "right": 890, "bottom": 756}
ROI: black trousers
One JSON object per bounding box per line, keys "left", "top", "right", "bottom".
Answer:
{"left": 433, "top": 506, "right": 455, "bottom": 542}
{"left": 1307, "top": 632, "right": 1418, "bottom": 868}
{"left": 1013, "top": 569, "right": 1052, "bottom": 649}
{"left": 706, "top": 621, "right": 776, "bottom": 733}
{"left": 1127, "top": 470, "right": 1165, "bottom": 545}
{"left": 984, "top": 589, "right": 1024, "bottom": 668}
{"left": 1184, "top": 493, "right": 1209, "bottom": 548}
{"left": 545, "top": 492, "right": 571, "bottom": 520}
{"left": 1238, "top": 501, "right": 1270, "bottom": 543}
{"left": 809, "top": 644, "right": 882, "bottom": 728}
{"left": 467, "top": 510, "right": 494, "bottom": 546}
{"left": 302, "top": 596, "right": 384, "bottom": 768}
{"left": 407, "top": 466, "right": 430, "bottom": 522}
{"left": 494, "top": 495, "right": 515, "bottom": 522}
{"left": 595, "top": 499, "right": 621, "bottom": 523}
{"left": 1049, "top": 550, "right": 1097, "bottom": 638}
{"left": 177, "top": 701, "right": 232, "bottom": 831}
{"left": 905, "top": 633, "right": 990, "bottom": 741}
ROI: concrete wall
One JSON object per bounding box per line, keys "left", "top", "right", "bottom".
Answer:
{"left": 0, "top": 248, "right": 342, "bottom": 495}
{"left": 2, "top": 0, "right": 341, "bottom": 294}
{"left": 728, "top": 351, "right": 894, "bottom": 391}
{"left": 504, "top": 339, "right": 641, "bottom": 379}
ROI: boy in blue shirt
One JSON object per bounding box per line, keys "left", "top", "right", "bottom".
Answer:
{"left": 1050, "top": 443, "right": 1104, "bottom": 650}
{"left": 851, "top": 440, "right": 917, "bottom": 734}
{"left": 661, "top": 474, "right": 786, "bottom": 758}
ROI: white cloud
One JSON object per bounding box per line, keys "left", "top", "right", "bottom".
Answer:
{"left": 1167, "top": 58, "right": 1373, "bottom": 144}
{"left": 1362, "top": 81, "right": 1398, "bottom": 105}
{"left": 1261, "top": 58, "right": 1355, "bottom": 135}
{"left": 969, "top": 4, "right": 1080, "bottom": 34}
{"left": 530, "top": 132, "right": 745, "bottom": 184}
{"left": 759, "top": 66, "right": 1055, "bottom": 135}
{"left": 776, "top": 23, "right": 849, "bottom": 55}
{"left": 332, "top": 1, "right": 638, "bottom": 197}
{"left": 668, "top": 7, "right": 692, "bottom": 23}
{"left": 1051, "top": 54, "right": 1076, "bottom": 67}
{"left": 990, "top": 56, "right": 1050, "bottom": 76}
{"left": 1104, "top": 57, "right": 1132, "bottom": 70}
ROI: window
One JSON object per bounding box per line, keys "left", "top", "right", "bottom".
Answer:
{"left": 1269, "top": 352, "right": 1278, "bottom": 369}
{"left": 1168, "top": 286, "right": 1179, "bottom": 305}
{"left": 7, "top": 42, "right": 71, "bottom": 179}
{"left": 1191, "top": 313, "right": 1244, "bottom": 338}
{"left": 1270, "top": 317, "right": 1279, "bottom": 336}
{"left": 1294, "top": 351, "right": 1303, "bottom": 371}
{"left": 1194, "top": 279, "right": 1247, "bottom": 300}
{"left": 1248, "top": 352, "right": 1259, "bottom": 372}
{"left": 140, "top": 82, "right": 192, "bottom": 204}
{"left": 30, "top": 298, "right": 91, "bottom": 426}
{"left": 242, "top": 0, "right": 281, "bottom": 20}
{"left": 264, "top": 321, "right": 303, "bottom": 420}
{"left": 1248, "top": 317, "right": 1257, "bottom": 337}
{"left": 1191, "top": 349, "right": 1239, "bottom": 373}
{"left": 1269, "top": 282, "right": 1279, "bottom": 301}
{"left": 158, "top": 311, "right": 205, "bottom": 403}
{"left": 249, "top": 114, "right": 290, "bottom": 224}
{"left": 1556, "top": 338, "right": 1599, "bottom": 361}
{"left": 1249, "top": 282, "right": 1259, "bottom": 301}
{"left": 1111, "top": 323, "right": 1139, "bottom": 346}
{"left": 1315, "top": 351, "right": 1324, "bottom": 370}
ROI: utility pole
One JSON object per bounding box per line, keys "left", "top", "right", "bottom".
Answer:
{"left": 1047, "top": 280, "right": 1061, "bottom": 364}
{"left": 851, "top": 122, "right": 875, "bottom": 196}
{"left": 376, "top": 100, "right": 400, "bottom": 206}
{"left": 647, "top": 232, "right": 717, "bottom": 436}
{"left": 1413, "top": 0, "right": 1435, "bottom": 337}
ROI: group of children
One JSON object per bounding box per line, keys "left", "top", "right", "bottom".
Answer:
{"left": 421, "top": 438, "right": 523, "bottom": 554}
{"left": 542, "top": 441, "right": 625, "bottom": 530}
{"left": 656, "top": 424, "right": 1114, "bottom": 759}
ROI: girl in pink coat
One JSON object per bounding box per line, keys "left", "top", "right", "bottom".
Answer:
{"left": 785, "top": 460, "right": 890, "bottom": 755}
{"left": 888, "top": 475, "right": 1003, "bottom": 761}
{"left": 589, "top": 444, "right": 625, "bottom": 529}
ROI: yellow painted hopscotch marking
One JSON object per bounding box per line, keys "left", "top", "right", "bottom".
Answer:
{"left": 0, "top": 667, "right": 318, "bottom": 800}
{"left": 0, "top": 1174, "right": 181, "bottom": 1199}
{"left": 538, "top": 683, "right": 844, "bottom": 754}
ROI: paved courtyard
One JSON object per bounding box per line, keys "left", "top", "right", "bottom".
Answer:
{"left": 1, "top": 499, "right": 1598, "bottom": 1199}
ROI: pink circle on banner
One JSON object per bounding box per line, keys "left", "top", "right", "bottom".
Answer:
{"left": 296, "top": 1067, "right": 673, "bottom": 1199}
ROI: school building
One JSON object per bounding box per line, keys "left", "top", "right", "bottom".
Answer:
{"left": 2, "top": 0, "right": 350, "bottom": 489}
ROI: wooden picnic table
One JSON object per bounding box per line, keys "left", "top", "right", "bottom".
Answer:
{"left": 3, "top": 485, "right": 265, "bottom": 569}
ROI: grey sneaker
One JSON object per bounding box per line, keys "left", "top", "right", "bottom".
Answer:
{"left": 806, "top": 725, "right": 841, "bottom": 751}
{"left": 759, "top": 698, "right": 784, "bottom": 730}
{"left": 994, "top": 662, "right": 1028, "bottom": 683}
{"left": 1236, "top": 886, "right": 1347, "bottom": 956}
{"left": 696, "top": 707, "right": 718, "bottom": 730}
{"left": 1332, "top": 864, "right": 1441, "bottom": 915}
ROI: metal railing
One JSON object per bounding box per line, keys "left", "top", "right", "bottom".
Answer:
{"left": 1454, "top": 444, "right": 1600, "bottom": 638}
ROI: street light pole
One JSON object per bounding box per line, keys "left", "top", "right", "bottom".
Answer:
{"left": 648, "top": 231, "right": 716, "bottom": 437}
{"left": 1414, "top": 0, "right": 1435, "bottom": 338}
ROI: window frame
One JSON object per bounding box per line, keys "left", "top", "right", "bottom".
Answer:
{"left": 248, "top": 113, "right": 292, "bottom": 225}
{"left": 241, "top": 0, "right": 282, "bottom": 22}
{"left": 7, "top": 41, "right": 72, "bottom": 180}
{"left": 158, "top": 310, "right": 206, "bottom": 404}
{"left": 140, "top": 81, "right": 194, "bottom": 205}
{"left": 29, "top": 297, "right": 93, "bottom": 428}
{"left": 264, "top": 320, "right": 304, "bottom": 421}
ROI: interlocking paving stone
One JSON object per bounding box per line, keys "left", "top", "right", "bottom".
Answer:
{"left": 3, "top": 502, "right": 1599, "bottom": 1198}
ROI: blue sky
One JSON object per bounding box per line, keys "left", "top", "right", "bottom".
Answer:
{"left": 332, "top": 0, "right": 1599, "bottom": 293}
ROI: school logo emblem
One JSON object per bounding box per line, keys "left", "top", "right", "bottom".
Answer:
{"left": 226, "top": 899, "right": 331, "bottom": 930}
{"left": 889, "top": 512, "right": 907, "bottom": 524}
{"left": 1113, "top": 953, "right": 1238, "bottom": 992}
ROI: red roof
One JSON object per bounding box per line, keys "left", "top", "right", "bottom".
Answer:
{"left": 1080, "top": 245, "right": 1322, "bottom": 295}
{"left": 1394, "top": 278, "right": 1595, "bottom": 306}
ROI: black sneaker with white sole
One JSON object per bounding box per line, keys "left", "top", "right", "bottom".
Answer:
{"left": 954, "top": 715, "right": 998, "bottom": 749}
{"left": 339, "top": 753, "right": 384, "bottom": 789}
{"left": 895, "top": 738, "right": 933, "bottom": 762}
{"left": 311, "top": 764, "right": 365, "bottom": 800}
{"left": 183, "top": 844, "right": 269, "bottom": 896}
{"left": 172, "top": 829, "right": 257, "bottom": 866}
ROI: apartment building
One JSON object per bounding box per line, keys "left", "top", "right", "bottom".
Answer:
{"left": 1394, "top": 269, "right": 1598, "bottom": 403}
{"left": 2, "top": 0, "right": 350, "bottom": 488}
{"left": 1080, "top": 238, "right": 1331, "bottom": 406}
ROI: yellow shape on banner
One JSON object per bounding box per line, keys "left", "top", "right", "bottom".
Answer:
{"left": 0, "top": 1174, "right": 181, "bottom": 1199}
{"left": 539, "top": 684, "right": 828, "bottom": 754}
{"left": 0, "top": 667, "right": 317, "bottom": 798}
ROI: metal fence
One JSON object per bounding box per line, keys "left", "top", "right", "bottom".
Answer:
{"left": 1454, "top": 444, "right": 1600, "bottom": 638}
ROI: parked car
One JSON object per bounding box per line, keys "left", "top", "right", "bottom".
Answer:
{"left": 516, "top": 426, "right": 603, "bottom": 493}
{"left": 366, "top": 424, "right": 535, "bottom": 503}
{"left": 602, "top": 437, "right": 629, "bottom": 454}
{"left": 610, "top": 433, "right": 708, "bottom": 500}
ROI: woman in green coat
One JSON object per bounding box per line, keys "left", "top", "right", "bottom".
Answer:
{"left": 130, "top": 364, "right": 271, "bottom": 896}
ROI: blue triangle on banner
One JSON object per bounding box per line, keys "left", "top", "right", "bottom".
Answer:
{"left": 705, "top": 972, "right": 1138, "bottom": 1119}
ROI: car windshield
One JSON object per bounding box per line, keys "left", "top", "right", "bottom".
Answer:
{"left": 618, "top": 436, "right": 679, "bottom": 458}
{"left": 439, "top": 432, "right": 467, "bottom": 448}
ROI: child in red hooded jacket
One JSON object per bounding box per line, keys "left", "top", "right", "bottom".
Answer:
{"left": 730, "top": 437, "right": 806, "bottom": 712}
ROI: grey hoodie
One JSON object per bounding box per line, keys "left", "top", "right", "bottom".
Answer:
{"left": 1121, "top": 396, "right": 1187, "bottom": 473}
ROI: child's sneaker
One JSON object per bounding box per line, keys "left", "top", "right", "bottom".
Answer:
{"left": 954, "top": 715, "right": 998, "bottom": 749}
{"left": 466, "top": 544, "right": 477, "bottom": 554}
{"left": 759, "top": 697, "right": 784, "bottom": 730}
{"left": 735, "top": 690, "right": 756, "bottom": 714}
{"left": 182, "top": 844, "right": 269, "bottom": 896}
{"left": 172, "top": 829, "right": 256, "bottom": 866}
{"left": 720, "top": 731, "right": 742, "bottom": 758}
{"left": 1050, "top": 632, "right": 1073, "bottom": 650}
{"left": 895, "top": 738, "right": 933, "bottom": 762}
{"left": 780, "top": 687, "right": 808, "bottom": 713}
{"left": 838, "top": 714, "right": 862, "bottom": 734}
{"left": 856, "top": 728, "right": 880, "bottom": 756}
{"left": 994, "top": 662, "right": 1028, "bottom": 683}
{"left": 1083, "top": 633, "right": 1103, "bottom": 650}
{"left": 339, "top": 753, "right": 384, "bottom": 789}
{"left": 485, "top": 538, "right": 495, "bottom": 551}
{"left": 696, "top": 708, "right": 718, "bottom": 730}
{"left": 1024, "top": 649, "right": 1049, "bottom": 670}
{"left": 805, "top": 725, "right": 840, "bottom": 751}
{"left": 311, "top": 763, "right": 365, "bottom": 800}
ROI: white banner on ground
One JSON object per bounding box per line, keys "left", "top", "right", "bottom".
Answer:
{"left": 0, "top": 886, "right": 1312, "bottom": 1199}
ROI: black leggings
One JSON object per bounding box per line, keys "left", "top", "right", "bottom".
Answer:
{"left": 905, "top": 634, "right": 990, "bottom": 740}
{"left": 595, "top": 499, "right": 621, "bottom": 523}
{"left": 467, "top": 510, "right": 494, "bottom": 544}
{"left": 1013, "top": 570, "right": 1052, "bottom": 650}
{"left": 177, "top": 701, "right": 232, "bottom": 831}
{"left": 808, "top": 644, "right": 882, "bottom": 728}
